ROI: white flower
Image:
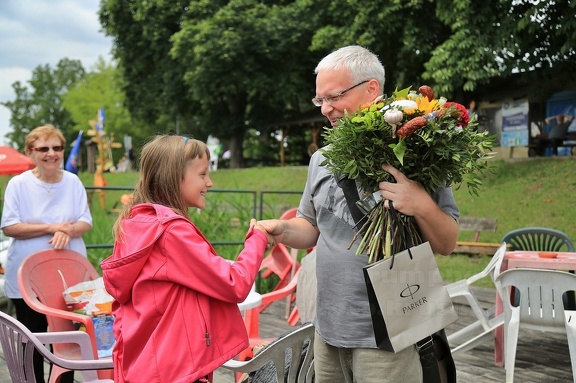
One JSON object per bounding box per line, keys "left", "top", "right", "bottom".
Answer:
{"left": 390, "top": 100, "right": 418, "bottom": 110}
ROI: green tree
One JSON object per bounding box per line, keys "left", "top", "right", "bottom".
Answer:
{"left": 424, "top": 0, "right": 576, "bottom": 95}
{"left": 98, "top": 0, "right": 576, "bottom": 167}
{"left": 1, "top": 59, "right": 86, "bottom": 149}
{"left": 307, "top": 0, "right": 576, "bottom": 97}
{"left": 100, "top": 0, "right": 320, "bottom": 167}
{"left": 62, "top": 59, "right": 154, "bottom": 164}
{"left": 99, "top": 0, "right": 191, "bottom": 126}
{"left": 307, "top": 0, "right": 452, "bottom": 94}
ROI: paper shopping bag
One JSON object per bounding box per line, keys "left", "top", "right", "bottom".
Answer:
{"left": 363, "top": 242, "right": 458, "bottom": 353}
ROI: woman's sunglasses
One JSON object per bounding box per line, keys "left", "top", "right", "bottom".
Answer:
{"left": 31, "top": 146, "right": 65, "bottom": 153}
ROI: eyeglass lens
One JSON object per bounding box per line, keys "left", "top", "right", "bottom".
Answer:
{"left": 312, "top": 80, "right": 369, "bottom": 107}
{"left": 33, "top": 146, "right": 65, "bottom": 153}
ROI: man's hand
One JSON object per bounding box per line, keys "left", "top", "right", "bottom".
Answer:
{"left": 257, "top": 219, "right": 285, "bottom": 244}
{"left": 378, "top": 164, "right": 433, "bottom": 217}
{"left": 250, "top": 218, "right": 276, "bottom": 249}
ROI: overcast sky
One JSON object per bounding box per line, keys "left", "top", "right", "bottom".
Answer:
{"left": 0, "top": 0, "right": 113, "bottom": 145}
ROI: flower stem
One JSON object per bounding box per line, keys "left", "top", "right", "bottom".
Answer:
{"left": 385, "top": 208, "right": 391, "bottom": 260}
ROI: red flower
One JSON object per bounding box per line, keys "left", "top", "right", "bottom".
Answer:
{"left": 443, "top": 102, "right": 470, "bottom": 128}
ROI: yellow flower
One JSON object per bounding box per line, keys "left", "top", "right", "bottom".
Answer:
{"left": 415, "top": 95, "right": 440, "bottom": 114}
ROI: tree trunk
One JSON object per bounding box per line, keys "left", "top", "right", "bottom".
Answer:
{"left": 228, "top": 132, "right": 245, "bottom": 169}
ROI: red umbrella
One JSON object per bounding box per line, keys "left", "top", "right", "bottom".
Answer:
{"left": 0, "top": 146, "right": 36, "bottom": 176}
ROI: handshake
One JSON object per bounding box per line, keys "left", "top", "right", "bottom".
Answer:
{"left": 250, "top": 218, "right": 280, "bottom": 250}
{"left": 249, "top": 213, "right": 318, "bottom": 253}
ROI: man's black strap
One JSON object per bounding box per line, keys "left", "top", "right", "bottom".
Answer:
{"left": 334, "top": 173, "right": 366, "bottom": 227}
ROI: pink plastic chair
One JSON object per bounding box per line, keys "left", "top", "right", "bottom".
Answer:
{"left": 17, "top": 249, "right": 113, "bottom": 382}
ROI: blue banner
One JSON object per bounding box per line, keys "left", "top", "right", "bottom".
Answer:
{"left": 65, "top": 131, "right": 83, "bottom": 174}
{"left": 501, "top": 101, "right": 529, "bottom": 147}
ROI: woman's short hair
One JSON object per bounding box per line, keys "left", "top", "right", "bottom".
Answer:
{"left": 25, "top": 124, "right": 66, "bottom": 152}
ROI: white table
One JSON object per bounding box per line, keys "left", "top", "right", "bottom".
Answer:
{"left": 224, "top": 259, "right": 262, "bottom": 311}
{"left": 238, "top": 284, "right": 262, "bottom": 311}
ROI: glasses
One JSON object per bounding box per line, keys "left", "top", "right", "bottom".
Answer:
{"left": 31, "top": 146, "right": 65, "bottom": 153}
{"left": 312, "top": 80, "right": 369, "bottom": 107}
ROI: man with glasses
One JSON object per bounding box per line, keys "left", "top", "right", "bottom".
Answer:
{"left": 260, "top": 45, "right": 459, "bottom": 383}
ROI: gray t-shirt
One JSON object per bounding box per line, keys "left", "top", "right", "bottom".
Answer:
{"left": 297, "top": 149, "right": 459, "bottom": 348}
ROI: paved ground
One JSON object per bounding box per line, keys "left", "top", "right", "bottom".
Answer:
{"left": 2, "top": 288, "right": 574, "bottom": 382}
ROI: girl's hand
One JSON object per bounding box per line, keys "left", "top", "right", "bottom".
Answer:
{"left": 250, "top": 219, "right": 276, "bottom": 249}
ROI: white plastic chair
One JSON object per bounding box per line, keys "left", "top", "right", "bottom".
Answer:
{"left": 446, "top": 242, "right": 507, "bottom": 354}
{"left": 0, "top": 310, "right": 113, "bottom": 383}
{"left": 222, "top": 322, "right": 315, "bottom": 383}
{"left": 496, "top": 268, "right": 576, "bottom": 383}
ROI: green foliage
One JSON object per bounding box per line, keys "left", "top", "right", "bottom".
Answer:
{"left": 309, "top": 0, "right": 452, "bottom": 92}
{"left": 5, "top": 0, "right": 569, "bottom": 168}
{"left": 425, "top": 0, "right": 576, "bottom": 95}
{"left": 63, "top": 60, "right": 135, "bottom": 139}
{"left": 321, "top": 88, "right": 496, "bottom": 196}
{"left": 36, "top": 156, "right": 575, "bottom": 288}
{"left": 80, "top": 167, "right": 306, "bottom": 267}
{"left": 1, "top": 59, "right": 86, "bottom": 149}
{"left": 5, "top": 1, "right": 574, "bottom": 164}
{"left": 62, "top": 59, "right": 147, "bottom": 168}
{"left": 99, "top": 0, "right": 193, "bottom": 124}
{"left": 100, "top": 0, "right": 320, "bottom": 168}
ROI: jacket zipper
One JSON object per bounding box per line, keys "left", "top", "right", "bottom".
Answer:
{"left": 196, "top": 294, "right": 210, "bottom": 346}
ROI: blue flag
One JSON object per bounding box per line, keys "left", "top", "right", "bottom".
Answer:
{"left": 65, "top": 131, "right": 83, "bottom": 174}
{"left": 95, "top": 107, "right": 105, "bottom": 136}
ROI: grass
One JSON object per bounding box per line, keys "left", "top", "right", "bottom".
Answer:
{"left": 211, "top": 157, "right": 575, "bottom": 288}
{"left": 4, "top": 157, "right": 573, "bottom": 289}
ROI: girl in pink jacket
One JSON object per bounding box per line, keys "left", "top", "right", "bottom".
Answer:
{"left": 101, "top": 135, "right": 273, "bottom": 383}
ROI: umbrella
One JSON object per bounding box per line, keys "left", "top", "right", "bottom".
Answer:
{"left": 0, "top": 146, "right": 35, "bottom": 176}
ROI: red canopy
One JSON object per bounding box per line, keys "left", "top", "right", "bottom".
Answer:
{"left": 0, "top": 146, "right": 36, "bottom": 176}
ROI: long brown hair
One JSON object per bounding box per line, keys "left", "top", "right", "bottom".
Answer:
{"left": 113, "top": 135, "right": 210, "bottom": 238}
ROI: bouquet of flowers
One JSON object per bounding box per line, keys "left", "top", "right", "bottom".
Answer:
{"left": 321, "top": 85, "right": 496, "bottom": 263}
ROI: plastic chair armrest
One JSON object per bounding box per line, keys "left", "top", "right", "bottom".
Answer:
{"left": 27, "top": 298, "right": 96, "bottom": 336}
{"left": 33, "top": 331, "right": 113, "bottom": 371}
{"left": 259, "top": 269, "right": 300, "bottom": 306}
{"left": 35, "top": 331, "right": 96, "bottom": 360}
{"left": 287, "top": 307, "right": 300, "bottom": 326}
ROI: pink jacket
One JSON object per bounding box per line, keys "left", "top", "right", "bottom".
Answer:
{"left": 101, "top": 204, "right": 266, "bottom": 383}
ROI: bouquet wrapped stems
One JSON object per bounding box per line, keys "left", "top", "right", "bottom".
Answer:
{"left": 351, "top": 200, "right": 422, "bottom": 263}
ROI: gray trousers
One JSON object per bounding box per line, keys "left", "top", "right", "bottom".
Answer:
{"left": 314, "top": 331, "right": 423, "bottom": 383}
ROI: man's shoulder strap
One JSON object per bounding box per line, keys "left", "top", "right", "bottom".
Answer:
{"left": 334, "top": 173, "right": 365, "bottom": 226}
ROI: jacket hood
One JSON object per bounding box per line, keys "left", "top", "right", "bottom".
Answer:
{"left": 100, "top": 203, "right": 183, "bottom": 304}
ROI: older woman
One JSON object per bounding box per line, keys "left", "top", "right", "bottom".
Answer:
{"left": 1, "top": 124, "right": 92, "bottom": 383}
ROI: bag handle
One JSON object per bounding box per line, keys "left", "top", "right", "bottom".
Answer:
{"left": 387, "top": 201, "right": 415, "bottom": 269}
